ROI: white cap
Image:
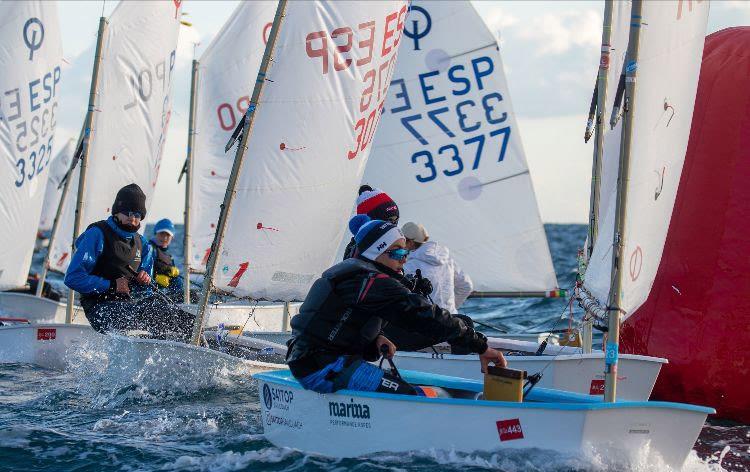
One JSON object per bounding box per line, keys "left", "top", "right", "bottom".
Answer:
{"left": 401, "top": 222, "right": 429, "bottom": 243}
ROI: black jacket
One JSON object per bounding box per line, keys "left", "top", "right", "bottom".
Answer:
{"left": 149, "top": 240, "right": 175, "bottom": 276}
{"left": 342, "top": 237, "right": 357, "bottom": 260}
{"left": 287, "top": 257, "right": 487, "bottom": 378}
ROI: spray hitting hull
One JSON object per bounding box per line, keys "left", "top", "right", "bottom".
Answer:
{"left": 0, "top": 324, "right": 277, "bottom": 391}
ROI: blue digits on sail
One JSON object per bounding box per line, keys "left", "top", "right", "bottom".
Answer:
{"left": 386, "top": 54, "right": 512, "bottom": 184}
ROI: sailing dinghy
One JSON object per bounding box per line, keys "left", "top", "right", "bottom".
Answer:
{"left": 177, "top": 0, "right": 301, "bottom": 330}
{"left": 577, "top": 0, "right": 710, "bottom": 403}
{"left": 189, "top": 0, "right": 409, "bottom": 349}
{"left": 255, "top": 2, "right": 715, "bottom": 466}
{"left": 344, "top": 0, "right": 663, "bottom": 400}
{"left": 256, "top": 368, "right": 712, "bottom": 468}
{"left": 0, "top": 1, "right": 266, "bottom": 376}
{"left": 621, "top": 26, "right": 750, "bottom": 423}
{"left": 216, "top": 1, "right": 667, "bottom": 401}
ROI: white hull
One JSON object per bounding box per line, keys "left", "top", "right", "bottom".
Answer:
{"left": 97, "top": 333, "right": 279, "bottom": 391}
{"left": 0, "top": 324, "right": 278, "bottom": 391}
{"left": 0, "top": 292, "right": 82, "bottom": 324}
{"left": 0, "top": 323, "right": 96, "bottom": 370}
{"left": 256, "top": 369, "right": 713, "bottom": 469}
{"left": 0, "top": 292, "right": 300, "bottom": 330}
{"left": 394, "top": 349, "right": 666, "bottom": 401}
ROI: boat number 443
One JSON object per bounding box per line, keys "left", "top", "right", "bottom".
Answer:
{"left": 496, "top": 418, "right": 524, "bottom": 442}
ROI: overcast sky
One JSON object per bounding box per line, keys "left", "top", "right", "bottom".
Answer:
{"left": 54, "top": 1, "right": 750, "bottom": 224}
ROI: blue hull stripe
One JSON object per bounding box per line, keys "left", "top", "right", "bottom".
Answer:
{"left": 254, "top": 369, "right": 715, "bottom": 414}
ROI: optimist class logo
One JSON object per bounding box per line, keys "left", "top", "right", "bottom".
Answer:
{"left": 496, "top": 419, "right": 524, "bottom": 441}
{"left": 23, "top": 18, "right": 45, "bottom": 61}
{"left": 403, "top": 5, "right": 431, "bottom": 51}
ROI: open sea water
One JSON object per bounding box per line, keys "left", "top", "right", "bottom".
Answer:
{"left": 1, "top": 224, "right": 747, "bottom": 471}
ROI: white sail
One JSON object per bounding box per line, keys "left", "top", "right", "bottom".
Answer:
{"left": 213, "top": 0, "right": 409, "bottom": 300}
{"left": 48, "top": 1, "right": 181, "bottom": 272}
{"left": 362, "top": 0, "right": 556, "bottom": 293}
{"left": 38, "top": 138, "right": 75, "bottom": 232}
{"left": 0, "top": 1, "right": 63, "bottom": 289}
{"left": 190, "top": 1, "right": 277, "bottom": 273}
{"left": 584, "top": 0, "right": 709, "bottom": 318}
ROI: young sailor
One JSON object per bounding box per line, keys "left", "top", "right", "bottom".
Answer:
{"left": 342, "top": 186, "right": 400, "bottom": 259}
{"left": 64, "top": 184, "right": 195, "bottom": 340}
{"left": 401, "top": 221, "right": 473, "bottom": 314}
{"left": 287, "top": 215, "right": 506, "bottom": 395}
{"left": 149, "top": 218, "right": 184, "bottom": 302}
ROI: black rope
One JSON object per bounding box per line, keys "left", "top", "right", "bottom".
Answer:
{"left": 379, "top": 344, "right": 402, "bottom": 380}
{"left": 523, "top": 372, "right": 543, "bottom": 399}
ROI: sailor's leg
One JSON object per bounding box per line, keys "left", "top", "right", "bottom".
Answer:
{"left": 297, "top": 356, "right": 422, "bottom": 395}
{"left": 81, "top": 298, "right": 137, "bottom": 333}
{"left": 168, "top": 277, "right": 185, "bottom": 303}
{"left": 134, "top": 296, "right": 195, "bottom": 340}
{"left": 80, "top": 298, "right": 107, "bottom": 333}
{"left": 334, "top": 357, "right": 422, "bottom": 395}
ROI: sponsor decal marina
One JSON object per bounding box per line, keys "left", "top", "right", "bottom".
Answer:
{"left": 328, "top": 398, "right": 373, "bottom": 429}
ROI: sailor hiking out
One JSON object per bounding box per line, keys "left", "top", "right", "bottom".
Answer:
{"left": 64, "top": 184, "right": 195, "bottom": 340}
{"left": 148, "top": 218, "right": 185, "bottom": 302}
{"left": 287, "top": 215, "right": 506, "bottom": 396}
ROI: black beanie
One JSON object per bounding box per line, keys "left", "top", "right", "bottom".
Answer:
{"left": 112, "top": 183, "right": 147, "bottom": 217}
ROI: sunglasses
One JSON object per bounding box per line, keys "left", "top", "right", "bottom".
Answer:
{"left": 123, "top": 211, "right": 143, "bottom": 219}
{"left": 385, "top": 248, "right": 409, "bottom": 261}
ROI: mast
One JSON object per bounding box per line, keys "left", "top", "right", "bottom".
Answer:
{"left": 183, "top": 59, "right": 199, "bottom": 304}
{"left": 190, "top": 0, "right": 288, "bottom": 345}
{"left": 65, "top": 16, "right": 108, "bottom": 323}
{"left": 586, "top": 0, "right": 614, "bottom": 261}
{"left": 36, "top": 134, "right": 84, "bottom": 297}
{"left": 582, "top": 0, "right": 615, "bottom": 353}
{"left": 604, "top": 0, "right": 643, "bottom": 403}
